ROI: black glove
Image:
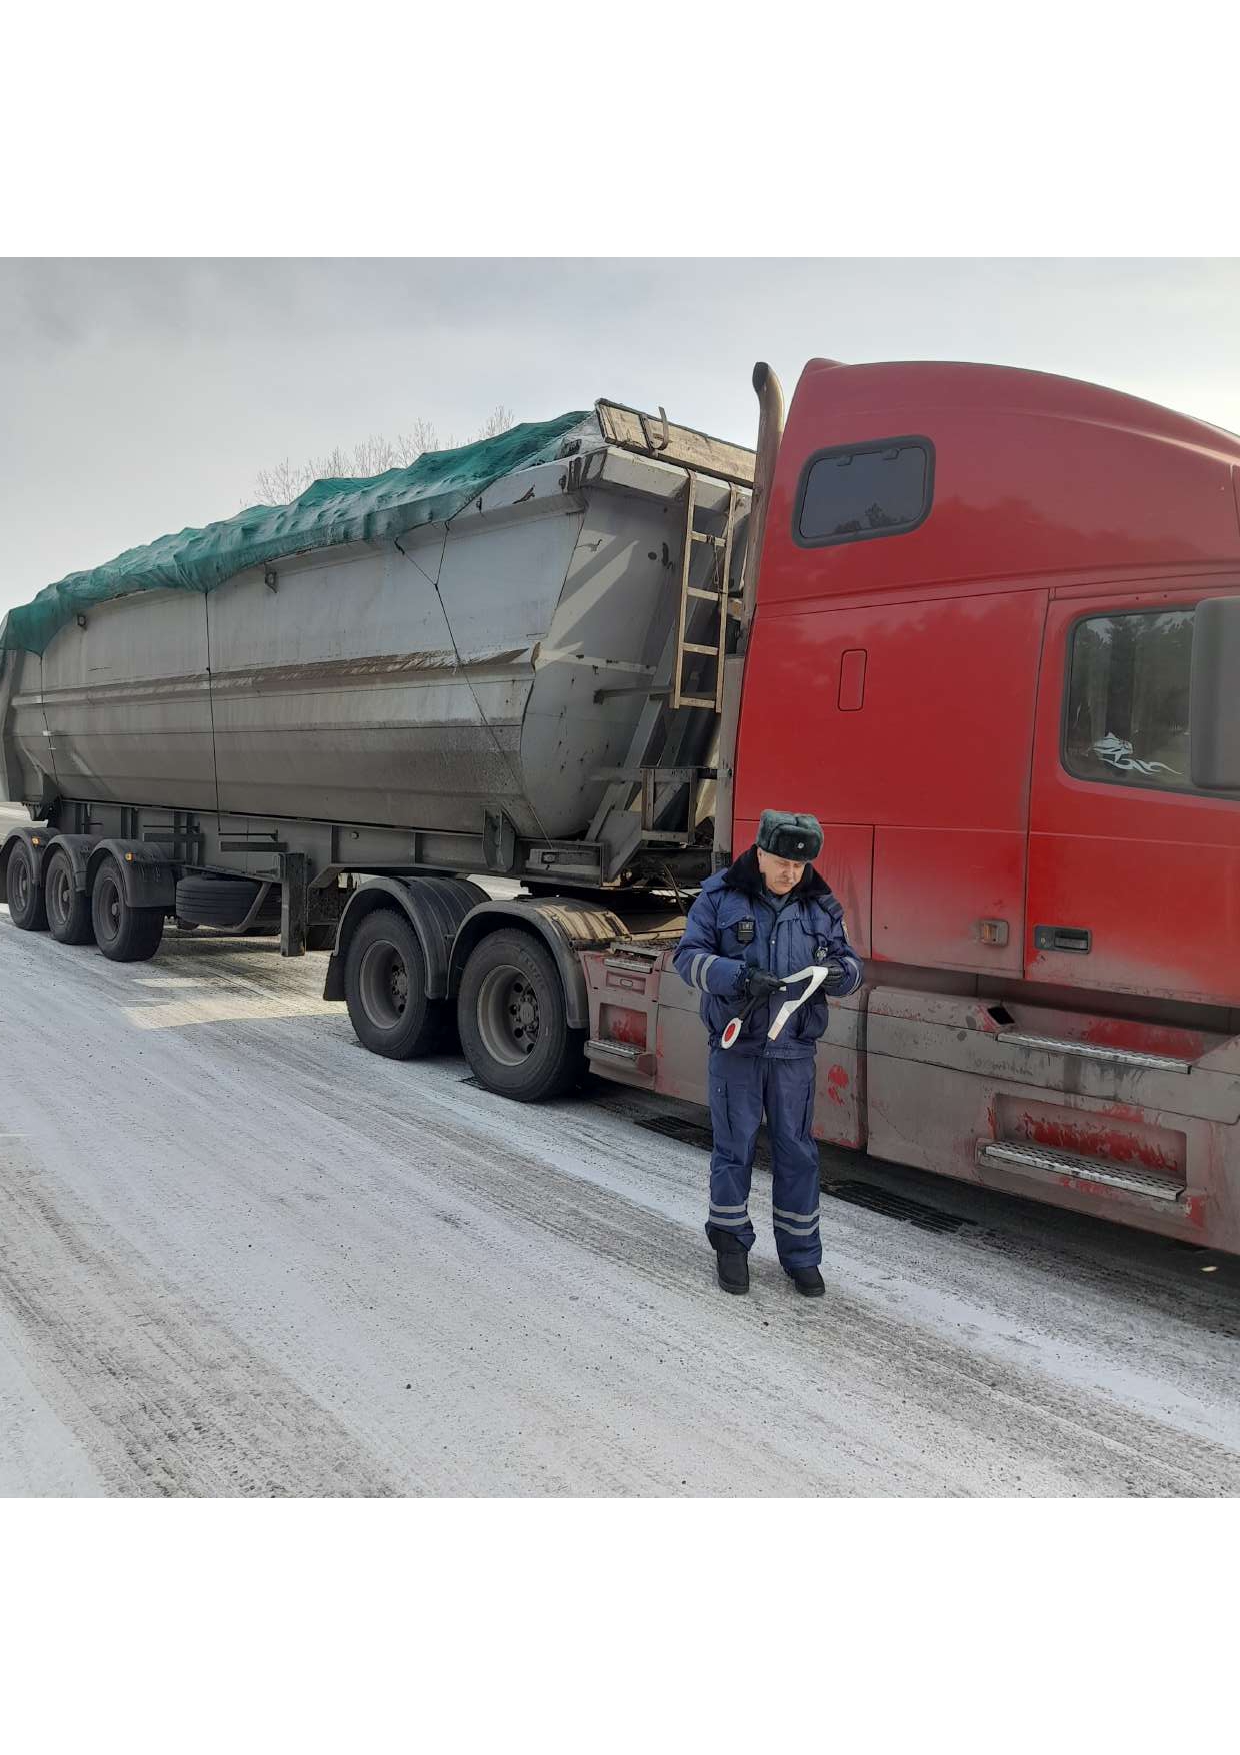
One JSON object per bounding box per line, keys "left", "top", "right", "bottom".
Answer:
{"left": 743, "top": 969, "right": 785, "bottom": 1001}
{"left": 820, "top": 958, "right": 845, "bottom": 984}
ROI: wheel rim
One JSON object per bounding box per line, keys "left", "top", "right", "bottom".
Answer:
{"left": 13, "top": 855, "right": 31, "bottom": 917}
{"left": 476, "top": 963, "right": 542, "bottom": 1066}
{"left": 49, "top": 863, "right": 72, "bottom": 930}
{"left": 97, "top": 875, "right": 122, "bottom": 946}
{"left": 359, "top": 940, "right": 410, "bottom": 1030}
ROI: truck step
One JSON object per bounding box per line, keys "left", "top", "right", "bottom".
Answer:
{"left": 995, "top": 1030, "right": 1191, "bottom": 1074}
{"left": 586, "top": 1038, "right": 655, "bottom": 1079}
{"left": 976, "top": 1140, "right": 1184, "bottom": 1202}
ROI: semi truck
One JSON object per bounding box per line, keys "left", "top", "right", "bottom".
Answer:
{"left": 4, "top": 357, "right": 1240, "bottom": 1253}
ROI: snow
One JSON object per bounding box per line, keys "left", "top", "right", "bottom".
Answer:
{"left": 2, "top": 878, "right": 1239, "bottom": 1496}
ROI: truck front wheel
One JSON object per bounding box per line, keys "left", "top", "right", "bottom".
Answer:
{"left": 344, "top": 908, "right": 447, "bottom": 1059}
{"left": 458, "top": 929, "right": 585, "bottom": 1102}
{"left": 5, "top": 841, "right": 48, "bottom": 932}
{"left": 91, "top": 858, "right": 165, "bottom": 962}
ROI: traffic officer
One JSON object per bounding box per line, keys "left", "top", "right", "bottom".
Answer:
{"left": 673, "top": 810, "right": 863, "bottom": 1298}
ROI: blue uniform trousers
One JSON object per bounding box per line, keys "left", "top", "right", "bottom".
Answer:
{"left": 704, "top": 1048, "right": 822, "bottom": 1269}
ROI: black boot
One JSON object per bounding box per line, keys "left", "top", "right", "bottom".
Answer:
{"left": 714, "top": 1236, "right": 750, "bottom": 1296}
{"left": 786, "top": 1265, "right": 825, "bottom": 1297}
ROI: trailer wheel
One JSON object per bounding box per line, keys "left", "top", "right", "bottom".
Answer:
{"left": 91, "top": 857, "right": 165, "bottom": 962}
{"left": 44, "top": 847, "right": 95, "bottom": 945}
{"left": 344, "top": 908, "right": 447, "bottom": 1059}
{"left": 5, "top": 841, "right": 48, "bottom": 932}
{"left": 458, "top": 929, "right": 585, "bottom": 1102}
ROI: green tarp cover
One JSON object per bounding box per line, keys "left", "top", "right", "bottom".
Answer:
{"left": 1, "top": 410, "right": 591, "bottom": 658}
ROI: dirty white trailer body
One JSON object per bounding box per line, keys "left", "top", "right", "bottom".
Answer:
{"left": 1, "top": 404, "right": 753, "bottom": 1103}
{"left": 2, "top": 411, "right": 749, "bottom": 871}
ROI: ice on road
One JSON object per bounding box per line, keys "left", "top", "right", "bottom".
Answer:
{"left": 2, "top": 888, "right": 1239, "bottom": 1495}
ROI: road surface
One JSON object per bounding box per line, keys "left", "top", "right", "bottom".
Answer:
{"left": 3, "top": 818, "right": 1239, "bottom": 1494}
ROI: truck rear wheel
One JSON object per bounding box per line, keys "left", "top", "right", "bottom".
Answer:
{"left": 5, "top": 842, "right": 48, "bottom": 932}
{"left": 458, "top": 929, "right": 585, "bottom": 1102}
{"left": 91, "top": 857, "right": 165, "bottom": 962}
{"left": 44, "top": 847, "right": 95, "bottom": 945}
{"left": 344, "top": 908, "right": 447, "bottom": 1059}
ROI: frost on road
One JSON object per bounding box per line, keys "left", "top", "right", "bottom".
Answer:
{"left": 2, "top": 891, "right": 1239, "bottom": 1497}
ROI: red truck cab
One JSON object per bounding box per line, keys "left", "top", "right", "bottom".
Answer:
{"left": 591, "top": 357, "right": 1240, "bottom": 1251}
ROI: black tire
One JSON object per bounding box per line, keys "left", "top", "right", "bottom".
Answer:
{"left": 5, "top": 841, "right": 48, "bottom": 931}
{"left": 44, "top": 847, "right": 95, "bottom": 945}
{"left": 458, "top": 928, "right": 585, "bottom": 1102}
{"left": 91, "top": 857, "right": 165, "bottom": 962}
{"left": 175, "top": 874, "right": 276, "bottom": 929}
{"left": 344, "top": 908, "right": 447, "bottom": 1059}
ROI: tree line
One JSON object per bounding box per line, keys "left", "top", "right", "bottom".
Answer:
{"left": 250, "top": 405, "right": 515, "bottom": 505}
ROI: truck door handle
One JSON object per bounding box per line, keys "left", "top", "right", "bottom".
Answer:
{"left": 1033, "top": 925, "right": 1092, "bottom": 954}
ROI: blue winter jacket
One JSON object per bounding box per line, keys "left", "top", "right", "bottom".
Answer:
{"left": 672, "top": 847, "right": 863, "bottom": 1057}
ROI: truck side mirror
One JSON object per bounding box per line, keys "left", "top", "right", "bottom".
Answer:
{"left": 1190, "top": 596, "right": 1240, "bottom": 789}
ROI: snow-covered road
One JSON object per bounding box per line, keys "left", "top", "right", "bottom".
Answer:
{"left": 2, "top": 869, "right": 1239, "bottom": 1495}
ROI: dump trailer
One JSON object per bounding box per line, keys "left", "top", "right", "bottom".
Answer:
{"left": 0, "top": 400, "right": 753, "bottom": 1094}
{"left": 5, "top": 360, "right": 1240, "bottom": 1253}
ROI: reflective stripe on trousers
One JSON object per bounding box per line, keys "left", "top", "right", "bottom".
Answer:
{"left": 705, "top": 1047, "right": 822, "bottom": 1269}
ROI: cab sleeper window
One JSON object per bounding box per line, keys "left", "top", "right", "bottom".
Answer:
{"left": 795, "top": 437, "right": 933, "bottom": 547}
{"left": 1064, "top": 609, "right": 1195, "bottom": 793}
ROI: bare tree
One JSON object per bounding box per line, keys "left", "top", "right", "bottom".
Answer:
{"left": 475, "top": 404, "right": 516, "bottom": 441}
{"left": 397, "top": 416, "right": 444, "bottom": 461}
{"left": 248, "top": 408, "right": 517, "bottom": 506}
{"left": 251, "top": 457, "right": 307, "bottom": 506}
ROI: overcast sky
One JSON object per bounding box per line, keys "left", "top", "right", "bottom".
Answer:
{"left": 2, "top": 257, "right": 1238, "bottom": 620}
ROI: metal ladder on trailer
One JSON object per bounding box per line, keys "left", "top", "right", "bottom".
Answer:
{"left": 586, "top": 470, "right": 745, "bottom": 873}
{"left": 672, "top": 473, "right": 739, "bottom": 714}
